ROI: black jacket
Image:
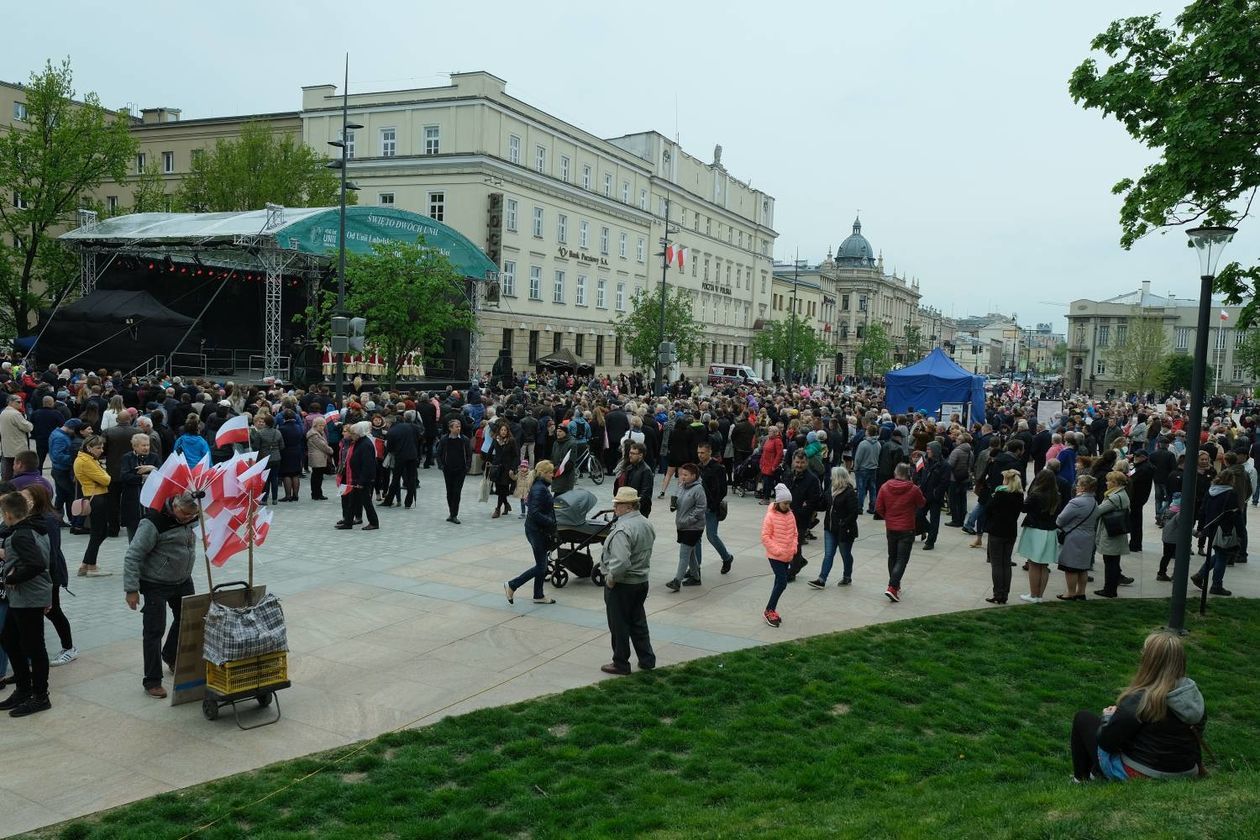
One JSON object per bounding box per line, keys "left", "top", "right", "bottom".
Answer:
{"left": 730, "top": 419, "right": 757, "bottom": 453}
{"left": 385, "top": 420, "right": 422, "bottom": 463}
{"left": 615, "top": 461, "right": 655, "bottom": 518}
{"left": 436, "top": 434, "right": 472, "bottom": 475}
{"left": 877, "top": 440, "right": 904, "bottom": 482}
{"left": 983, "top": 488, "right": 1023, "bottom": 539}
{"left": 1149, "top": 447, "right": 1176, "bottom": 484}
{"left": 1129, "top": 460, "right": 1155, "bottom": 507}
{"left": 824, "top": 486, "right": 859, "bottom": 542}
{"left": 697, "top": 458, "right": 727, "bottom": 510}
{"left": 784, "top": 468, "right": 822, "bottom": 519}
{"left": 916, "top": 457, "right": 950, "bottom": 505}
{"left": 348, "top": 436, "right": 377, "bottom": 486}
{"left": 1097, "top": 684, "right": 1204, "bottom": 776}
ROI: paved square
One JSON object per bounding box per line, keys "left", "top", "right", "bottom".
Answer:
{"left": 2, "top": 474, "right": 1254, "bottom": 836}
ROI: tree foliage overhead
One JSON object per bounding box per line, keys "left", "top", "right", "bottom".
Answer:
{"left": 904, "top": 324, "right": 925, "bottom": 361}
{"left": 0, "top": 59, "right": 136, "bottom": 335}
{"left": 129, "top": 159, "right": 168, "bottom": 214}
{"left": 303, "top": 237, "right": 475, "bottom": 387}
{"left": 613, "top": 285, "right": 704, "bottom": 375}
{"left": 1234, "top": 328, "right": 1260, "bottom": 381}
{"left": 751, "top": 314, "right": 825, "bottom": 380}
{"left": 1068, "top": 1, "right": 1260, "bottom": 321}
{"left": 1107, "top": 310, "right": 1168, "bottom": 394}
{"left": 854, "top": 322, "right": 892, "bottom": 377}
{"left": 1158, "top": 353, "right": 1211, "bottom": 394}
{"left": 175, "top": 122, "right": 347, "bottom": 213}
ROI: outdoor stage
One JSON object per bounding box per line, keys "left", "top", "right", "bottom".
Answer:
{"left": 44, "top": 205, "right": 497, "bottom": 384}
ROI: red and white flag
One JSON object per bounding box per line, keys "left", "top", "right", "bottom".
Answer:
{"left": 664, "top": 245, "right": 687, "bottom": 270}
{"left": 676, "top": 247, "right": 687, "bottom": 270}
{"left": 215, "top": 414, "right": 250, "bottom": 448}
{"left": 139, "top": 452, "right": 192, "bottom": 511}
{"left": 253, "top": 507, "right": 273, "bottom": 546}
{"left": 555, "top": 448, "right": 571, "bottom": 476}
{"left": 1220, "top": 310, "right": 1230, "bottom": 322}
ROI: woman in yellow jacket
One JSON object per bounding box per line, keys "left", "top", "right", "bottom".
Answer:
{"left": 73, "top": 435, "right": 112, "bottom": 576}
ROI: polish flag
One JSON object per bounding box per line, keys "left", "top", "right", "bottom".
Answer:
{"left": 676, "top": 247, "right": 687, "bottom": 270}
{"left": 139, "top": 452, "right": 193, "bottom": 511}
{"left": 237, "top": 457, "right": 270, "bottom": 498}
{"left": 253, "top": 507, "right": 273, "bottom": 546}
{"left": 209, "top": 529, "right": 249, "bottom": 567}
{"left": 1220, "top": 310, "right": 1230, "bottom": 322}
{"left": 215, "top": 414, "right": 250, "bottom": 448}
{"left": 324, "top": 409, "right": 341, "bottom": 423}
{"left": 664, "top": 244, "right": 675, "bottom": 266}
{"left": 554, "top": 448, "right": 571, "bottom": 476}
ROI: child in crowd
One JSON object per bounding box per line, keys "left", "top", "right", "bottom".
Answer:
{"left": 1157, "top": 495, "right": 1181, "bottom": 582}
{"left": 514, "top": 459, "right": 534, "bottom": 519}
{"left": 760, "top": 483, "right": 798, "bottom": 628}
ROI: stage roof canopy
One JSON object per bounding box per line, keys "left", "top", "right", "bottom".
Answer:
{"left": 60, "top": 206, "right": 498, "bottom": 278}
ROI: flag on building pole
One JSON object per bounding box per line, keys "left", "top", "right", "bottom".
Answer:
{"left": 677, "top": 247, "right": 687, "bottom": 270}
{"left": 664, "top": 244, "right": 675, "bottom": 266}
{"left": 215, "top": 414, "right": 250, "bottom": 447}
{"left": 1221, "top": 310, "right": 1230, "bottom": 322}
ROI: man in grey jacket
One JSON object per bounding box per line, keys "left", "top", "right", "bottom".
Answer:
{"left": 598, "top": 487, "right": 656, "bottom": 675}
{"left": 123, "top": 491, "right": 199, "bottom": 699}
{"left": 668, "top": 463, "right": 707, "bottom": 589}
{"left": 853, "top": 426, "right": 881, "bottom": 514}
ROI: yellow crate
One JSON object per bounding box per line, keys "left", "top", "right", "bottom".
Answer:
{"left": 205, "top": 652, "right": 288, "bottom": 695}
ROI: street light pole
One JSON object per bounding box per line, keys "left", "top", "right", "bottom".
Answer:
{"left": 787, "top": 249, "right": 799, "bottom": 387}
{"left": 1169, "top": 225, "right": 1237, "bottom": 633}
{"left": 327, "top": 55, "right": 363, "bottom": 405}
{"left": 653, "top": 196, "right": 673, "bottom": 397}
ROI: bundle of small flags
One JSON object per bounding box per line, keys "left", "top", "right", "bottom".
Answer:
{"left": 139, "top": 448, "right": 273, "bottom": 567}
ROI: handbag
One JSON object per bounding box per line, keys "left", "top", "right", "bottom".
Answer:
{"left": 676, "top": 529, "right": 703, "bottom": 546}
{"left": 70, "top": 479, "right": 91, "bottom": 518}
{"left": 1057, "top": 500, "right": 1096, "bottom": 544}
{"left": 1101, "top": 505, "right": 1129, "bottom": 537}
{"left": 717, "top": 499, "right": 728, "bottom": 522}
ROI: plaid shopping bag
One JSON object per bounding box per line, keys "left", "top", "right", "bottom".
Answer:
{"left": 203, "top": 593, "right": 288, "bottom": 666}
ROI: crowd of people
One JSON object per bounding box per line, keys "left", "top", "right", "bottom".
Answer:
{"left": 0, "top": 354, "right": 1251, "bottom": 727}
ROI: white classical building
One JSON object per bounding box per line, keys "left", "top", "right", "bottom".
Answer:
{"left": 300, "top": 72, "right": 778, "bottom": 378}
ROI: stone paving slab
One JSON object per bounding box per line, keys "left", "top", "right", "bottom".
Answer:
{"left": 1, "top": 471, "right": 1255, "bottom": 837}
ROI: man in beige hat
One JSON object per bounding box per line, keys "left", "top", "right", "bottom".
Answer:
{"left": 598, "top": 486, "right": 656, "bottom": 675}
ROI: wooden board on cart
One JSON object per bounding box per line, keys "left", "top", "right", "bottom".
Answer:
{"left": 170, "top": 585, "right": 267, "bottom": 707}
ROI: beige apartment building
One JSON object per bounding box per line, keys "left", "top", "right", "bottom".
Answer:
{"left": 1066, "top": 282, "right": 1249, "bottom": 394}
{"left": 300, "top": 71, "right": 778, "bottom": 378}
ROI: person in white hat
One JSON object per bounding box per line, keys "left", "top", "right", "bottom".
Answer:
{"left": 597, "top": 486, "right": 656, "bottom": 675}
{"left": 760, "top": 483, "right": 798, "bottom": 628}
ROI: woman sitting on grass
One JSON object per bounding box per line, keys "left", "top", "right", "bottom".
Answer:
{"left": 1070, "top": 630, "right": 1205, "bottom": 782}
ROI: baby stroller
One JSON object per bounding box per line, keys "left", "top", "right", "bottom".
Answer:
{"left": 548, "top": 488, "right": 617, "bottom": 587}
{"left": 732, "top": 446, "right": 763, "bottom": 497}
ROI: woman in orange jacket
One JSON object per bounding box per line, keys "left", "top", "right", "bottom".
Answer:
{"left": 758, "top": 427, "right": 784, "bottom": 504}
{"left": 761, "top": 482, "right": 798, "bottom": 628}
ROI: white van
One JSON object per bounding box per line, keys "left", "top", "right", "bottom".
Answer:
{"left": 707, "top": 364, "right": 763, "bottom": 387}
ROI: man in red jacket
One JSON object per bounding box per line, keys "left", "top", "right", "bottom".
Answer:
{"left": 875, "top": 461, "right": 926, "bottom": 603}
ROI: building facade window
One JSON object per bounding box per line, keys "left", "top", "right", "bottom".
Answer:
{"left": 505, "top": 198, "right": 518, "bottom": 231}
{"left": 621, "top": 182, "right": 629, "bottom": 203}
{"left": 579, "top": 220, "right": 589, "bottom": 248}
{"left": 532, "top": 207, "right": 544, "bottom": 238}
{"left": 1236, "top": 328, "right": 1250, "bottom": 348}
{"left": 12, "top": 102, "right": 27, "bottom": 121}
{"left": 560, "top": 155, "right": 570, "bottom": 182}
{"left": 615, "top": 336, "right": 623, "bottom": 366}
{"left": 528, "top": 330, "right": 539, "bottom": 363}
{"left": 380, "top": 128, "right": 396, "bottom": 157}
{"left": 636, "top": 237, "right": 645, "bottom": 262}
{"left": 616, "top": 281, "right": 625, "bottom": 311}
{"left": 502, "top": 260, "right": 516, "bottom": 296}
{"left": 1175, "top": 327, "right": 1190, "bottom": 350}
{"left": 639, "top": 188, "right": 647, "bottom": 210}
{"left": 529, "top": 265, "right": 542, "bottom": 300}
{"left": 1097, "top": 324, "right": 1109, "bottom": 347}
{"left": 106, "top": 196, "right": 118, "bottom": 214}
{"left": 553, "top": 270, "right": 565, "bottom": 304}
{"left": 378, "top": 193, "right": 395, "bottom": 205}
{"left": 576, "top": 275, "right": 587, "bottom": 306}
{"left": 595, "top": 335, "right": 604, "bottom": 365}
{"left": 535, "top": 145, "right": 547, "bottom": 173}
{"left": 343, "top": 129, "right": 355, "bottom": 159}
{"left": 508, "top": 134, "right": 521, "bottom": 164}
{"left": 502, "top": 328, "right": 513, "bottom": 350}
{"left": 427, "top": 191, "right": 445, "bottom": 221}
{"left": 1216, "top": 328, "right": 1228, "bottom": 350}
{"left": 582, "top": 165, "right": 591, "bottom": 190}
{"left": 1234, "top": 365, "right": 1245, "bottom": 381}
{"left": 596, "top": 277, "right": 607, "bottom": 308}
{"left": 603, "top": 172, "right": 612, "bottom": 197}
{"left": 619, "top": 232, "right": 627, "bottom": 258}
{"left": 423, "top": 125, "right": 440, "bottom": 155}
{"left": 556, "top": 213, "right": 567, "bottom": 244}
{"left": 553, "top": 332, "right": 563, "bottom": 353}
{"left": 136, "top": 153, "right": 146, "bottom": 174}
{"left": 162, "top": 151, "right": 174, "bottom": 173}
{"left": 600, "top": 226, "right": 609, "bottom": 255}
{"left": 842, "top": 293, "right": 850, "bottom": 310}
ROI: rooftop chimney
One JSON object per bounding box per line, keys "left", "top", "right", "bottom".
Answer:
{"left": 1141, "top": 280, "right": 1151, "bottom": 297}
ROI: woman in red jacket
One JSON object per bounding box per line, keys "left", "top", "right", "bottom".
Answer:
{"left": 760, "top": 483, "right": 798, "bottom": 628}
{"left": 758, "top": 427, "right": 784, "bottom": 505}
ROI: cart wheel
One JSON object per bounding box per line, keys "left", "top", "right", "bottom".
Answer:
{"left": 202, "top": 696, "right": 220, "bottom": 721}
{"left": 735, "top": 486, "right": 746, "bottom": 498}
{"left": 590, "top": 568, "right": 605, "bottom": 587}
{"left": 547, "top": 559, "right": 558, "bottom": 576}
{"left": 551, "top": 568, "right": 569, "bottom": 588}
{"left": 590, "top": 460, "right": 604, "bottom": 485}
{"left": 257, "top": 691, "right": 274, "bottom": 708}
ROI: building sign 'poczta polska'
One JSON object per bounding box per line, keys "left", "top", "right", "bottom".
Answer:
{"left": 557, "top": 247, "right": 608, "bottom": 267}
{"left": 702, "top": 281, "right": 732, "bottom": 296}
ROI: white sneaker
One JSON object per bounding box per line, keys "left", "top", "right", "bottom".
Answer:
{"left": 1018, "top": 594, "right": 1042, "bottom": 604}
{"left": 51, "top": 647, "right": 79, "bottom": 666}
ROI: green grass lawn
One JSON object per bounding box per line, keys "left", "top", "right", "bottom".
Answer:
{"left": 39, "top": 599, "right": 1260, "bottom": 840}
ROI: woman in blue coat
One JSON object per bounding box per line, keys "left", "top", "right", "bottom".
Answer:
{"left": 276, "top": 410, "right": 306, "bottom": 502}
{"left": 504, "top": 460, "right": 557, "bottom": 605}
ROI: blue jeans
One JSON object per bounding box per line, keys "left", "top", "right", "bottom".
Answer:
{"left": 698, "top": 511, "right": 733, "bottom": 566}
{"left": 766, "top": 559, "right": 789, "bottom": 611}
{"left": 856, "top": 469, "right": 877, "bottom": 512}
{"left": 965, "top": 500, "right": 986, "bottom": 532}
{"left": 509, "top": 529, "right": 550, "bottom": 599}
{"left": 1196, "top": 546, "right": 1229, "bottom": 588}
{"left": 820, "top": 530, "right": 854, "bottom": 583}
{"left": 1252, "top": 479, "right": 1260, "bottom": 506}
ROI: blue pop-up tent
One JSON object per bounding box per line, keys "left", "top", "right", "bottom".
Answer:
{"left": 884, "top": 348, "right": 986, "bottom": 424}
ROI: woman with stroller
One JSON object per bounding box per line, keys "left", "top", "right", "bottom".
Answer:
{"left": 504, "top": 459, "right": 557, "bottom": 605}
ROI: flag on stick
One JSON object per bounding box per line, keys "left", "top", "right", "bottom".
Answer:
{"left": 215, "top": 414, "right": 250, "bottom": 447}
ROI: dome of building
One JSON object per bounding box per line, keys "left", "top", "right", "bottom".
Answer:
{"left": 836, "top": 216, "right": 875, "bottom": 266}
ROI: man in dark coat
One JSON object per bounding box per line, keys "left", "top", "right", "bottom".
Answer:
{"left": 418, "top": 393, "right": 439, "bottom": 468}
{"left": 1127, "top": 448, "right": 1154, "bottom": 553}
{"left": 602, "top": 404, "right": 630, "bottom": 472}
{"left": 783, "top": 450, "right": 822, "bottom": 580}
{"left": 614, "top": 442, "right": 655, "bottom": 518}
{"left": 383, "top": 410, "right": 423, "bottom": 509}
{"left": 916, "top": 441, "right": 951, "bottom": 551}
{"left": 436, "top": 417, "right": 472, "bottom": 524}
{"left": 1030, "top": 422, "right": 1053, "bottom": 475}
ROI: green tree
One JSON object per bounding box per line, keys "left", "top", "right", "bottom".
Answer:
{"left": 904, "top": 324, "right": 924, "bottom": 361}
{"left": 751, "top": 314, "right": 826, "bottom": 380}
{"left": 1235, "top": 329, "right": 1260, "bottom": 381}
{"left": 0, "top": 59, "right": 136, "bottom": 335}
{"left": 854, "top": 323, "right": 893, "bottom": 378}
{"left": 303, "top": 237, "right": 475, "bottom": 387}
{"left": 1158, "top": 353, "right": 1212, "bottom": 393}
{"left": 129, "top": 159, "right": 168, "bottom": 214}
{"left": 1052, "top": 340, "right": 1068, "bottom": 372}
{"left": 613, "top": 285, "right": 704, "bottom": 375}
{"left": 1068, "top": 2, "right": 1260, "bottom": 321}
{"left": 175, "top": 122, "right": 346, "bottom": 212}
{"left": 1107, "top": 311, "right": 1168, "bottom": 393}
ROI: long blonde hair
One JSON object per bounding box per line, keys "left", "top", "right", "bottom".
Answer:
{"left": 1117, "top": 631, "right": 1187, "bottom": 722}
{"left": 830, "top": 465, "right": 854, "bottom": 496}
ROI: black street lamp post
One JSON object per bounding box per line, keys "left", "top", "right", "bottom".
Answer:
{"left": 326, "top": 55, "right": 362, "bottom": 405}
{"left": 1168, "top": 225, "right": 1237, "bottom": 633}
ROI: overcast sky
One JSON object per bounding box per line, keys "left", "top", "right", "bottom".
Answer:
{"left": 8, "top": 0, "right": 1255, "bottom": 331}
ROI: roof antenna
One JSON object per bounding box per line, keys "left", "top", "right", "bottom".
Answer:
{"left": 674, "top": 92, "right": 680, "bottom": 145}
